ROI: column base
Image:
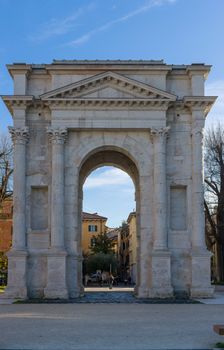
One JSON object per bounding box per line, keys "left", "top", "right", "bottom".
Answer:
{"left": 44, "top": 249, "right": 68, "bottom": 299}
{"left": 0, "top": 287, "right": 27, "bottom": 299}
{"left": 190, "top": 286, "right": 214, "bottom": 298}
{"left": 150, "top": 249, "right": 174, "bottom": 298}
{"left": 2, "top": 249, "right": 28, "bottom": 299}
{"left": 66, "top": 254, "right": 83, "bottom": 298}
{"left": 135, "top": 285, "right": 149, "bottom": 298}
{"left": 44, "top": 287, "right": 68, "bottom": 299}
{"left": 190, "top": 248, "right": 214, "bottom": 298}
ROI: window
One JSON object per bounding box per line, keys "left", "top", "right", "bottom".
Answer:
{"left": 88, "top": 225, "right": 98, "bottom": 232}
{"left": 90, "top": 238, "right": 96, "bottom": 247}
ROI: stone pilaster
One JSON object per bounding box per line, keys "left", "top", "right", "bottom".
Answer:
{"left": 9, "top": 127, "right": 29, "bottom": 250}
{"left": 190, "top": 111, "right": 213, "bottom": 298}
{"left": 191, "top": 125, "right": 206, "bottom": 250}
{"left": 44, "top": 127, "right": 68, "bottom": 299}
{"left": 5, "top": 127, "right": 29, "bottom": 299}
{"left": 149, "top": 127, "right": 173, "bottom": 298}
{"left": 151, "top": 127, "right": 169, "bottom": 250}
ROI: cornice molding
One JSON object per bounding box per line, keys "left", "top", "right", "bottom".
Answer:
{"left": 1, "top": 95, "right": 34, "bottom": 114}
{"left": 1, "top": 95, "right": 217, "bottom": 115}
{"left": 183, "top": 96, "right": 217, "bottom": 115}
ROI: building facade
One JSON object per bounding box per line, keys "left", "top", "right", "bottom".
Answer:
{"left": 119, "top": 222, "right": 130, "bottom": 281}
{"left": 0, "top": 199, "right": 13, "bottom": 252}
{"left": 0, "top": 207, "right": 108, "bottom": 255}
{"left": 128, "top": 212, "right": 137, "bottom": 284}
{"left": 82, "top": 212, "right": 107, "bottom": 255}
{"left": 1, "top": 60, "right": 216, "bottom": 299}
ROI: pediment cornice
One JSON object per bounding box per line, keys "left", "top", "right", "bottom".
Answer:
{"left": 40, "top": 71, "right": 177, "bottom": 101}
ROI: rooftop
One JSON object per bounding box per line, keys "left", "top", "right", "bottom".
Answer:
{"left": 82, "top": 212, "right": 107, "bottom": 221}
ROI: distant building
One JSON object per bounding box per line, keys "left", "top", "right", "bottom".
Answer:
{"left": 0, "top": 199, "right": 13, "bottom": 252}
{"left": 127, "top": 212, "right": 137, "bottom": 284}
{"left": 106, "top": 227, "right": 121, "bottom": 258}
{"left": 118, "top": 212, "right": 137, "bottom": 283}
{"left": 0, "top": 207, "right": 108, "bottom": 256}
{"left": 82, "top": 212, "right": 107, "bottom": 255}
{"left": 119, "top": 222, "right": 130, "bottom": 281}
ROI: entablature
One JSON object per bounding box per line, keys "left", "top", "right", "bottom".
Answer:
{"left": 1, "top": 69, "right": 217, "bottom": 119}
{"left": 2, "top": 95, "right": 216, "bottom": 117}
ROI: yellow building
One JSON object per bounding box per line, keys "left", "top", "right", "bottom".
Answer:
{"left": 82, "top": 212, "right": 107, "bottom": 255}
{"left": 107, "top": 227, "right": 120, "bottom": 258}
{"left": 127, "top": 212, "right": 137, "bottom": 283}
{"left": 119, "top": 222, "right": 130, "bottom": 281}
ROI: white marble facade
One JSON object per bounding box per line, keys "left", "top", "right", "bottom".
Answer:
{"left": 2, "top": 60, "right": 216, "bottom": 299}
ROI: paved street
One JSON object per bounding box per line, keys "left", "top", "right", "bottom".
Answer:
{"left": 0, "top": 303, "right": 223, "bottom": 350}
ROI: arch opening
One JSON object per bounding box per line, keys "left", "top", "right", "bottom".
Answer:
{"left": 78, "top": 149, "right": 140, "bottom": 294}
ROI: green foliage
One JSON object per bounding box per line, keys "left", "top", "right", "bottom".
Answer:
{"left": 90, "top": 232, "right": 115, "bottom": 254}
{"left": 216, "top": 342, "right": 224, "bottom": 348}
{"left": 84, "top": 253, "right": 117, "bottom": 274}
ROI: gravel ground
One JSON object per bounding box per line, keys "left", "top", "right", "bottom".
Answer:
{"left": 0, "top": 303, "right": 223, "bottom": 350}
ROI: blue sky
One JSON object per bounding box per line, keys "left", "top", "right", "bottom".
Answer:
{"left": 0, "top": 0, "right": 223, "bottom": 226}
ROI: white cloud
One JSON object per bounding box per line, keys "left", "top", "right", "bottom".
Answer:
{"left": 66, "top": 0, "right": 177, "bottom": 47}
{"left": 29, "top": 3, "right": 95, "bottom": 42}
{"left": 83, "top": 167, "right": 134, "bottom": 189}
{"left": 205, "top": 80, "right": 224, "bottom": 128}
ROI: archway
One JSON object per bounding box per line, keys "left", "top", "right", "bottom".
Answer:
{"left": 78, "top": 148, "right": 140, "bottom": 294}
{"left": 3, "top": 61, "right": 215, "bottom": 300}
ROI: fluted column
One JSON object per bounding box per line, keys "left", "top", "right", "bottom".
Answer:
{"left": 9, "top": 127, "right": 29, "bottom": 250}
{"left": 4, "top": 127, "right": 29, "bottom": 299}
{"left": 47, "top": 127, "right": 67, "bottom": 250}
{"left": 149, "top": 127, "right": 173, "bottom": 298}
{"left": 191, "top": 125, "right": 206, "bottom": 250}
{"left": 44, "top": 127, "right": 68, "bottom": 299}
{"left": 151, "top": 127, "right": 169, "bottom": 250}
{"left": 190, "top": 110, "right": 213, "bottom": 298}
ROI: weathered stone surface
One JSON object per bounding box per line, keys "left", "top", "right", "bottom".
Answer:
{"left": 1, "top": 60, "right": 217, "bottom": 299}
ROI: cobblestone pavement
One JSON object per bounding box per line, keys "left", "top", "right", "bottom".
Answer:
{"left": 75, "top": 291, "right": 199, "bottom": 303}
{"left": 17, "top": 291, "right": 199, "bottom": 304}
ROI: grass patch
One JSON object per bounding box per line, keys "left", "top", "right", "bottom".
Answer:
{"left": 216, "top": 342, "right": 224, "bottom": 348}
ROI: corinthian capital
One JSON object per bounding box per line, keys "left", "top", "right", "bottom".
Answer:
{"left": 46, "top": 127, "right": 68, "bottom": 144}
{"left": 191, "top": 126, "right": 204, "bottom": 138}
{"left": 150, "top": 127, "right": 170, "bottom": 142}
{"left": 8, "top": 126, "right": 29, "bottom": 145}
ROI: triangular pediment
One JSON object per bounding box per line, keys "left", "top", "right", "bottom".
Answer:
{"left": 40, "top": 71, "right": 177, "bottom": 101}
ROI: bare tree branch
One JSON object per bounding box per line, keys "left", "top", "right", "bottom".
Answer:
{"left": 204, "top": 123, "right": 224, "bottom": 281}
{"left": 0, "top": 133, "right": 13, "bottom": 206}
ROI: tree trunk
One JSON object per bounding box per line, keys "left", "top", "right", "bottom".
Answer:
{"left": 216, "top": 243, "right": 224, "bottom": 282}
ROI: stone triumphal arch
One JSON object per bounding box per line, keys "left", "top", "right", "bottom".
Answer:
{"left": 2, "top": 60, "right": 216, "bottom": 299}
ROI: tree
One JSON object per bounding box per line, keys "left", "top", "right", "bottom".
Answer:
{"left": 84, "top": 253, "right": 117, "bottom": 274}
{"left": 89, "top": 232, "right": 115, "bottom": 255}
{"left": 0, "top": 134, "right": 13, "bottom": 207}
{"left": 0, "top": 252, "right": 8, "bottom": 286}
{"left": 204, "top": 124, "right": 224, "bottom": 281}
